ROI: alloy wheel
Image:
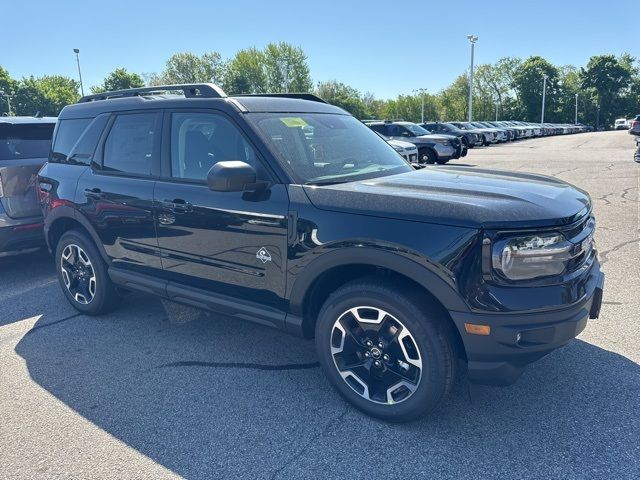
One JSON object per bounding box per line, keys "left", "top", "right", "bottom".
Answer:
{"left": 60, "top": 243, "right": 97, "bottom": 305}
{"left": 330, "top": 306, "right": 422, "bottom": 405}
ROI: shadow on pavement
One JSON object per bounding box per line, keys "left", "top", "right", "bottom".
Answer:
{"left": 14, "top": 302, "right": 640, "bottom": 479}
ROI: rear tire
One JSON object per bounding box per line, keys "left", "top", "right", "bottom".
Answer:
{"left": 55, "top": 229, "right": 120, "bottom": 315}
{"left": 315, "top": 279, "right": 456, "bottom": 422}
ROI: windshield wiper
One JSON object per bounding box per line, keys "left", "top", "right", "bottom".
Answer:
{"left": 305, "top": 179, "right": 350, "bottom": 186}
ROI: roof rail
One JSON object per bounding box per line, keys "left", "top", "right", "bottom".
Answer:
{"left": 234, "top": 93, "right": 327, "bottom": 104}
{"left": 78, "top": 83, "right": 227, "bottom": 103}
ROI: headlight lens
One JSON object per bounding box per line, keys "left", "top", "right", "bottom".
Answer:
{"left": 391, "top": 145, "right": 403, "bottom": 152}
{"left": 492, "top": 233, "right": 572, "bottom": 280}
{"left": 434, "top": 139, "right": 449, "bottom": 145}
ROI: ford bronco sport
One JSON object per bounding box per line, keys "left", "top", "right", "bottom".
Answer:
{"left": 38, "top": 84, "right": 604, "bottom": 422}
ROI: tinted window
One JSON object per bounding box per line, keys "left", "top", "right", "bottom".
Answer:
{"left": 0, "top": 123, "right": 55, "bottom": 160}
{"left": 103, "top": 113, "right": 158, "bottom": 175}
{"left": 367, "top": 124, "right": 386, "bottom": 134}
{"left": 51, "top": 119, "right": 91, "bottom": 163}
{"left": 171, "top": 112, "right": 259, "bottom": 181}
{"left": 67, "top": 115, "right": 109, "bottom": 165}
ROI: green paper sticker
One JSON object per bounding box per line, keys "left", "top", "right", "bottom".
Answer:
{"left": 280, "top": 117, "right": 308, "bottom": 128}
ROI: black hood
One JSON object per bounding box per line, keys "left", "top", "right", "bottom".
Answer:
{"left": 302, "top": 167, "right": 591, "bottom": 229}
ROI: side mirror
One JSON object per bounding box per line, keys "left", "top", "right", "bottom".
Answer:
{"left": 207, "top": 161, "right": 256, "bottom": 192}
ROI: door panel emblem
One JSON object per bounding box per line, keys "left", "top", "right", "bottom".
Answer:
{"left": 256, "top": 247, "right": 272, "bottom": 264}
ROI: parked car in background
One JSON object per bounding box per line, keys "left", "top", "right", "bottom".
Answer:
{"left": 0, "top": 116, "right": 56, "bottom": 257}
{"left": 472, "top": 122, "right": 509, "bottom": 142}
{"left": 629, "top": 119, "right": 640, "bottom": 163}
{"left": 614, "top": 118, "right": 628, "bottom": 130}
{"left": 449, "top": 122, "right": 497, "bottom": 145}
{"left": 421, "top": 122, "right": 483, "bottom": 148}
{"left": 38, "top": 83, "right": 605, "bottom": 422}
{"left": 385, "top": 137, "right": 419, "bottom": 164}
{"left": 366, "top": 121, "right": 461, "bottom": 164}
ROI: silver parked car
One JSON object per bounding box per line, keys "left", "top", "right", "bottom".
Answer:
{"left": 0, "top": 116, "right": 56, "bottom": 257}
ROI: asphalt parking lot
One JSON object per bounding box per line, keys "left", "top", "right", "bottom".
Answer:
{"left": 1, "top": 131, "right": 638, "bottom": 480}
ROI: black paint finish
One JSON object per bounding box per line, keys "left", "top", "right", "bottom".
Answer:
{"left": 38, "top": 93, "right": 604, "bottom": 385}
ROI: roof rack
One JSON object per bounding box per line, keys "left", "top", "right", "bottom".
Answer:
{"left": 78, "top": 83, "right": 227, "bottom": 103}
{"left": 234, "top": 93, "right": 327, "bottom": 104}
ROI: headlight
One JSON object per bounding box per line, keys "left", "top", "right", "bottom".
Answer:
{"left": 492, "top": 233, "right": 572, "bottom": 280}
{"left": 391, "top": 145, "right": 403, "bottom": 152}
{"left": 434, "top": 139, "right": 449, "bottom": 145}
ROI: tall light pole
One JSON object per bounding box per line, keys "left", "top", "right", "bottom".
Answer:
{"left": 495, "top": 99, "right": 499, "bottom": 121}
{"left": 0, "top": 90, "right": 13, "bottom": 115}
{"left": 73, "top": 48, "right": 84, "bottom": 97}
{"left": 574, "top": 93, "right": 579, "bottom": 124}
{"left": 540, "top": 74, "right": 548, "bottom": 125}
{"left": 466, "top": 35, "right": 478, "bottom": 122}
{"left": 413, "top": 88, "right": 427, "bottom": 123}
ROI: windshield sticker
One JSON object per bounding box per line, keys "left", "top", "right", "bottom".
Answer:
{"left": 280, "top": 117, "right": 308, "bottom": 128}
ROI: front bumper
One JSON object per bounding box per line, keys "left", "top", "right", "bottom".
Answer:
{"left": 451, "top": 270, "right": 605, "bottom": 386}
{"left": 434, "top": 144, "right": 456, "bottom": 160}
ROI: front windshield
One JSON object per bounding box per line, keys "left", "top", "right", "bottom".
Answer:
{"left": 248, "top": 113, "right": 413, "bottom": 185}
{"left": 405, "top": 123, "right": 431, "bottom": 135}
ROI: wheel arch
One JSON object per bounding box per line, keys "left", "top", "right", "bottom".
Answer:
{"left": 45, "top": 206, "right": 110, "bottom": 265}
{"left": 287, "top": 248, "right": 469, "bottom": 355}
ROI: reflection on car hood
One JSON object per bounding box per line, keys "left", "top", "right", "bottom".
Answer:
{"left": 303, "top": 166, "right": 591, "bottom": 229}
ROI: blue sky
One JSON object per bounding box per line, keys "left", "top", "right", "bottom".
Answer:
{"left": 3, "top": 0, "right": 637, "bottom": 99}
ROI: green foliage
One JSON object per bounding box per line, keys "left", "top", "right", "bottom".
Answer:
{"left": 315, "top": 80, "right": 371, "bottom": 119}
{"left": 150, "top": 52, "right": 226, "bottom": 86}
{"left": 92, "top": 68, "right": 144, "bottom": 94}
{"left": 581, "top": 54, "right": 636, "bottom": 127}
{"left": 14, "top": 75, "right": 79, "bottom": 116}
{"left": 262, "top": 42, "right": 313, "bottom": 93}
{"left": 512, "top": 56, "right": 560, "bottom": 122}
{"left": 0, "top": 66, "right": 18, "bottom": 115}
{"left": 223, "top": 48, "right": 267, "bottom": 94}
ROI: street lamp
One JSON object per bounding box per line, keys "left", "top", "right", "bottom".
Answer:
{"left": 541, "top": 74, "right": 548, "bottom": 125}
{"left": 574, "top": 93, "right": 579, "bottom": 124}
{"left": 73, "top": 48, "right": 85, "bottom": 97}
{"left": 413, "top": 88, "right": 427, "bottom": 123}
{"left": 466, "top": 35, "right": 478, "bottom": 122}
{"left": 495, "top": 99, "right": 499, "bottom": 121}
{"left": 0, "top": 90, "right": 13, "bottom": 115}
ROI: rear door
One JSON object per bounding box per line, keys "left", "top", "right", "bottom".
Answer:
{"left": 0, "top": 122, "right": 55, "bottom": 219}
{"left": 76, "top": 111, "right": 163, "bottom": 275}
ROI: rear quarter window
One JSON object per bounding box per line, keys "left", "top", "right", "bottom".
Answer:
{"left": 50, "top": 118, "right": 92, "bottom": 163}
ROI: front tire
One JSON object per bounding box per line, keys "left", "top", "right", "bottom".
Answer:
{"left": 419, "top": 148, "right": 436, "bottom": 165}
{"left": 315, "top": 279, "right": 456, "bottom": 422}
{"left": 55, "top": 229, "right": 120, "bottom": 315}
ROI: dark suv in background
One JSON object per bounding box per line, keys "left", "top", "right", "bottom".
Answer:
{"left": 421, "top": 122, "right": 483, "bottom": 148}
{"left": 365, "top": 120, "right": 465, "bottom": 164}
{"left": 0, "top": 116, "right": 56, "bottom": 257}
{"left": 38, "top": 84, "right": 604, "bottom": 422}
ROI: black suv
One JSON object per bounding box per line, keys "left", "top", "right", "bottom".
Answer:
{"left": 39, "top": 84, "right": 604, "bottom": 422}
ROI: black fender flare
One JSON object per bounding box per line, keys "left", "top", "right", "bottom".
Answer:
{"left": 44, "top": 205, "right": 111, "bottom": 265}
{"left": 287, "top": 247, "right": 470, "bottom": 316}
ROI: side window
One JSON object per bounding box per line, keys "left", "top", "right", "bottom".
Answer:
{"left": 170, "top": 112, "right": 259, "bottom": 181}
{"left": 102, "top": 113, "right": 158, "bottom": 175}
{"left": 368, "top": 124, "right": 385, "bottom": 134}
{"left": 68, "top": 115, "right": 109, "bottom": 166}
{"left": 50, "top": 118, "right": 92, "bottom": 163}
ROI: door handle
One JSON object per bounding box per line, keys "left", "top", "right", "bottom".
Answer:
{"left": 84, "top": 188, "right": 104, "bottom": 200}
{"left": 161, "top": 199, "right": 192, "bottom": 213}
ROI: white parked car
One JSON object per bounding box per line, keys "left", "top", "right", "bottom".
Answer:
{"left": 386, "top": 138, "right": 418, "bottom": 164}
{"left": 614, "top": 118, "right": 628, "bottom": 130}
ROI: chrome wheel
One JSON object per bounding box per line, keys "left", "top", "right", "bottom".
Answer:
{"left": 60, "top": 243, "right": 97, "bottom": 305}
{"left": 330, "top": 306, "right": 422, "bottom": 405}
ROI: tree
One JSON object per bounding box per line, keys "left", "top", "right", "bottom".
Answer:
{"left": 223, "top": 48, "right": 267, "bottom": 94}
{"left": 437, "top": 74, "right": 470, "bottom": 121}
{"left": 0, "top": 66, "right": 18, "bottom": 115}
{"left": 92, "top": 68, "right": 144, "bottom": 93}
{"left": 150, "top": 52, "right": 226, "bottom": 86}
{"left": 513, "top": 56, "right": 560, "bottom": 122}
{"left": 262, "top": 42, "right": 313, "bottom": 93}
{"left": 315, "top": 80, "right": 370, "bottom": 118}
{"left": 14, "top": 75, "right": 79, "bottom": 116}
{"left": 581, "top": 54, "right": 634, "bottom": 128}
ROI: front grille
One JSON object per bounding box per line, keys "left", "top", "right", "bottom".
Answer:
{"left": 563, "top": 216, "right": 596, "bottom": 273}
{"left": 408, "top": 153, "right": 417, "bottom": 162}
